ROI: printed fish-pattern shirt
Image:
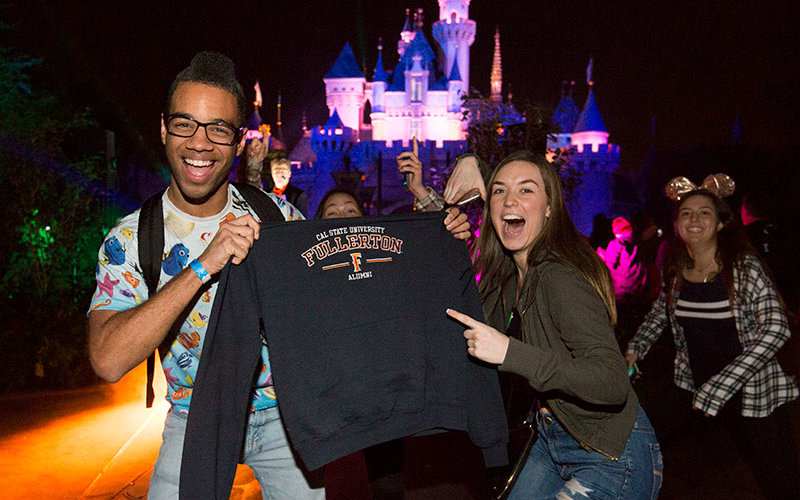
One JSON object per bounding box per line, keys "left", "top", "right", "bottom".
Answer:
{"left": 88, "top": 184, "right": 303, "bottom": 414}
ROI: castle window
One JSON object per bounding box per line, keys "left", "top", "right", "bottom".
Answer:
{"left": 411, "top": 78, "right": 422, "bottom": 102}
{"left": 411, "top": 119, "right": 421, "bottom": 141}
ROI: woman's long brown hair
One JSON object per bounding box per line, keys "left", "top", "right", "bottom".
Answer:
{"left": 473, "top": 150, "right": 617, "bottom": 325}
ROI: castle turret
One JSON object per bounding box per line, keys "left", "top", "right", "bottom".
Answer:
{"left": 271, "top": 93, "right": 286, "bottom": 150}
{"left": 372, "top": 42, "right": 390, "bottom": 113}
{"left": 432, "top": 0, "right": 475, "bottom": 94}
{"left": 490, "top": 27, "right": 503, "bottom": 103}
{"left": 308, "top": 109, "right": 359, "bottom": 213}
{"left": 571, "top": 88, "right": 609, "bottom": 153}
{"left": 324, "top": 43, "right": 367, "bottom": 132}
{"left": 289, "top": 113, "right": 317, "bottom": 171}
{"left": 564, "top": 60, "right": 620, "bottom": 235}
{"left": 547, "top": 81, "right": 579, "bottom": 150}
{"left": 398, "top": 9, "right": 415, "bottom": 57}
{"left": 447, "top": 57, "right": 464, "bottom": 112}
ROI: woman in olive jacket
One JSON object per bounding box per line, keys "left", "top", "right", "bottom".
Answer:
{"left": 447, "top": 150, "right": 662, "bottom": 499}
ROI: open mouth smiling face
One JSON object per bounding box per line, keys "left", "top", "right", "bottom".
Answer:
{"left": 490, "top": 160, "right": 551, "bottom": 264}
{"left": 161, "top": 82, "right": 244, "bottom": 217}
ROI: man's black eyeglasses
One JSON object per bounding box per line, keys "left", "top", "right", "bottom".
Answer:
{"left": 164, "top": 114, "right": 243, "bottom": 146}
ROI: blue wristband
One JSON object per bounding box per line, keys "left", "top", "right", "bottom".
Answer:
{"left": 188, "top": 259, "right": 211, "bottom": 284}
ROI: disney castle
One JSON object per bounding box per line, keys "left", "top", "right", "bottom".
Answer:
{"left": 255, "top": 0, "right": 623, "bottom": 234}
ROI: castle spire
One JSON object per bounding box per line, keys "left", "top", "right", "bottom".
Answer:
{"left": 254, "top": 80, "right": 262, "bottom": 109}
{"left": 398, "top": 8, "right": 415, "bottom": 56}
{"left": 276, "top": 92, "right": 282, "bottom": 128}
{"left": 414, "top": 7, "right": 424, "bottom": 31}
{"left": 272, "top": 92, "right": 286, "bottom": 150}
{"left": 490, "top": 26, "right": 503, "bottom": 103}
{"left": 373, "top": 38, "right": 390, "bottom": 82}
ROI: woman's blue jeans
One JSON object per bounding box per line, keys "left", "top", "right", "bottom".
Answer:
{"left": 508, "top": 406, "right": 663, "bottom": 499}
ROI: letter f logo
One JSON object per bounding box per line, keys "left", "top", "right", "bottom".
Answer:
{"left": 350, "top": 253, "right": 363, "bottom": 272}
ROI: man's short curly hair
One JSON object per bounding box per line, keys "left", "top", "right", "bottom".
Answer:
{"left": 167, "top": 51, "right": 247, "bottom": 126}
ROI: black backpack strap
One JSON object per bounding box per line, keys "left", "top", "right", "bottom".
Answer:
{"left": 233, "top": 182, "right": 285, "bottom": 223}
{"left": 136, "top": 184, "right": 280, "bottom": 408}
{"left": 138, "top": 189, "right": 166, "bottom": 408}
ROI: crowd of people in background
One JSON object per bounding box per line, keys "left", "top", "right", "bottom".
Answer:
{"left": 87, "top": 50, "right": 799, "bottom": 499}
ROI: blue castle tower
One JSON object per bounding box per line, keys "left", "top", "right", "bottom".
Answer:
{"left": 548, "top": 65, "right": 621, "bottom": 235}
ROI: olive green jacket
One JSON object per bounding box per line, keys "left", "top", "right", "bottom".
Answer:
{"left": 485, "top": 259, "right": 638, "bottom": 458}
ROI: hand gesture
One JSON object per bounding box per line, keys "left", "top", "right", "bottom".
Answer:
{"left": 443, "top": 155, "right": 487, "bottom": 205}
{"left": 246, "top": 137, "right": 267, "bottom": 167}
{"left": 396, "top": 137, "right": 428, "bottom": 201}
{"left": 446, "top": 308, "right": 510, "bottom": 364}
{"left": 196, "top": 214, "right": 260, "bottom": 274}
{"left": 443, "top": 208, "right": 472, "bottom": 240}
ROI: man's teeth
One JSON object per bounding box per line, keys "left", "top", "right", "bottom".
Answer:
{"left": 185, "top": 159, "right": 213, "bottom": 167}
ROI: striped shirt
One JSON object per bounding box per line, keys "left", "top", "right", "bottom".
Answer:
{"left": 628, "top": 254, "right": 798, "bottom": 417}
{"left": 675, "top": 277, "right": 740, "bottom": 389}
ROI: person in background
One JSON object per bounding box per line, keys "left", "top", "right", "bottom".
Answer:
{"left": 626, "top": 174, "right": 799, "bottom": 499}
{"left": 599, "top": 216, "right": 648, "bottom": 348}
{"left": 271, "top": 157, "right": 307, "bottom": 217}
{"left": 740, "top": 192, "right": 797, "bottom": 313}
{"left": 447, "top": 150, "right": 662, "bottom": 499}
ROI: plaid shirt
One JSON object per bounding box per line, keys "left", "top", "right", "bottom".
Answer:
{"left": 414, "top": 186, "right": 446, "bottom": 212}
{"left": 628, "top": 254, "right": 798, "bottom": 417}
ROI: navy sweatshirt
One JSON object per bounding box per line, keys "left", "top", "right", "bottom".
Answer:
{"left": 180, "top": 211, "right": 508, "bottom": 498}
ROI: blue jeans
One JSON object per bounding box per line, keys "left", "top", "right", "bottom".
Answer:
{"left": 148, "top": 407, "right": 325, "bottom": 499}
{"left": 508, "top": 406, "right": 662, "bottom": 499}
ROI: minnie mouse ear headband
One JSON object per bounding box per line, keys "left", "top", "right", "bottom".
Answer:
{"left": 664, "top": 173, "right": 735, "bottom": 201}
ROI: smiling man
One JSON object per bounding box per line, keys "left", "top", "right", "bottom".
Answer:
{"left": 270, "top": 157, "right": 307, "bottom": 217}
{"left": 86, "top": 52, "right": 321, "bottom": 499}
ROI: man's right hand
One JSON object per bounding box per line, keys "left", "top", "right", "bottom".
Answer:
{"left": 197, "top": 214, "right": 260, "bottom": 274}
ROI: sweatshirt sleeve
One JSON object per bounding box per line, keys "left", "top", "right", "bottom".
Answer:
{"left": 441, "top": 227, "right": 508, "bottom": 467}
{"left": 500, "top": 264, "right": 629, "bottom": 407}
{"left": 180, "top": 258, "right": 264, "bottom": 499}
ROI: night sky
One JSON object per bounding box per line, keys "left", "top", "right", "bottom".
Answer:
{"left": 5, "top": 0, "right": 798, "bottom": 172}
